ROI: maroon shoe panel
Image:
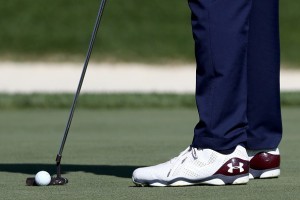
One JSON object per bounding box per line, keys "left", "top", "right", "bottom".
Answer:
{"left": 250, "top": 152, "right": 280, "bottom": 170}
{"left": 215, "top": 158, "right": 249, "bottom": 176}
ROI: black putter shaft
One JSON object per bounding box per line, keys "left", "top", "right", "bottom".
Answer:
{"left": 55, "top": 0, "right": 108, "bottom": 178}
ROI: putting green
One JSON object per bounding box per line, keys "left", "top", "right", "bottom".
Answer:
{"left": 0, "top": 108, "right": 298, "bottom": 199}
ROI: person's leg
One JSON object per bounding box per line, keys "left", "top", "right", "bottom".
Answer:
{"left": 191, "top": 0, "right": 252, "bottom": 150}
{"left": 132, "top": 0, "right": 253, "bottom": 186}
{"left": 246, "top": 0, "right": 282, "bottom": 179}
{"left": 247, "top": 0, "right": 282, "bottom": 150}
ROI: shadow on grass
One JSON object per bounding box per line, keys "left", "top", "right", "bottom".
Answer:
{"left": 0, "top": 164, "right": 140, "bottom": 178}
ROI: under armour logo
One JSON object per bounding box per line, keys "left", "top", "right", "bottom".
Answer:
{"left": 227, "top": 162, "right": 244, "bottom": 173}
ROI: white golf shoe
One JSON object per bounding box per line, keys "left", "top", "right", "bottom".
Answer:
{"left": 132, "top": 145, "right": 249, "bottom": 187}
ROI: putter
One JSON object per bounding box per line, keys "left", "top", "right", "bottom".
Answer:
{"left": 26, "top": 0, "right": 108, "bottom": 186}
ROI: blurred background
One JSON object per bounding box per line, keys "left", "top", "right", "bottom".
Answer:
{"left": 0, "top": 0, "right": 193, "bottom": 63}
{"left": 0, "top": 0, "right": 299, "bottom": 64}
{"left": 0, "top": 0, "right": 299, "bottom": 102}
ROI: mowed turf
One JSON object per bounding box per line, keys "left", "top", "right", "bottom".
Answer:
{"left": 0, "top": 108, "right": 299, "bottom": 200}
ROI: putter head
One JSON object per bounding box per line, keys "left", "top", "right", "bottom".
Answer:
{"left": 26, "top": 177, "right": 68, "bottom": 186}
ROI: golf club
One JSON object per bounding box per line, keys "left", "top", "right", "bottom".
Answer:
{"left": 26, "top": 0, "right": 108, "bottom": 186}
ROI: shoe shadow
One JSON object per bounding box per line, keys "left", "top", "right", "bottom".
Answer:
{"left": 0, "top": 164, "right": 140, "bottom": 178}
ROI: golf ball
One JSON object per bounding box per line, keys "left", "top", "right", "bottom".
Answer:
{"left": 35, "top": 171, "right": 51, "bottom": 186}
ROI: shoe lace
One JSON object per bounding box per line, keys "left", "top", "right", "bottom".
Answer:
{"left": 167, "top": 146, "right": 199, "bottom": 177}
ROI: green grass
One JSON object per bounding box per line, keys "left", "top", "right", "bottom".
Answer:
{"left": 0, "top": 0, "right": 299, "bottom": 65}
{"left": 280, "top": 0, "right": 300, "bottom": 66}
{"left": 0, "top": 92, "right": 300, "bottom": 109}
{"left": 0, "top": 0, "right": 193, "bottom": 63}
{"left": 0, "top": 93, "right": 195, "bottom": 109}
{"left": 0, "top": 107, "right": 299, "bottom": 199}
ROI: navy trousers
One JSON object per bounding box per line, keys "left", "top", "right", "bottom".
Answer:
{"left": 189, "top": 0, "right": 282, "bottom": 150}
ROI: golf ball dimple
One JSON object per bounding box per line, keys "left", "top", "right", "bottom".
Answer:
{"left": 35, "top": 171, "right": 51, "bottom": 186}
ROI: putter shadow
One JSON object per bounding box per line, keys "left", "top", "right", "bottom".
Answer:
{"left": 0, "top": 164, "right": 141, "bottom": 178}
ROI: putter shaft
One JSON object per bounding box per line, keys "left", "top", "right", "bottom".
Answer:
{"left": 55, "top": 0, "right": 107, "bottom": 177}
{"left": 58, "top": 0, "right": 107, "bottom": 158}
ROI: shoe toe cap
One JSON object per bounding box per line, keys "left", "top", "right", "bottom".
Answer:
{"left": 132, "top": 167, "right": 151, "bottom": 182}
{"left": 132, "top": 163, "right": 170, "bottom": 183}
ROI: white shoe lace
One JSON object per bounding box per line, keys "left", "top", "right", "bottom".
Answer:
{"left": 167, "top": 146, "right": 199, "bottom": 177}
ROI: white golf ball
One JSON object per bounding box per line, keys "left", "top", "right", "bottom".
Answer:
{"left": 35, "top": 171, "right": 51, "bottom": 186}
